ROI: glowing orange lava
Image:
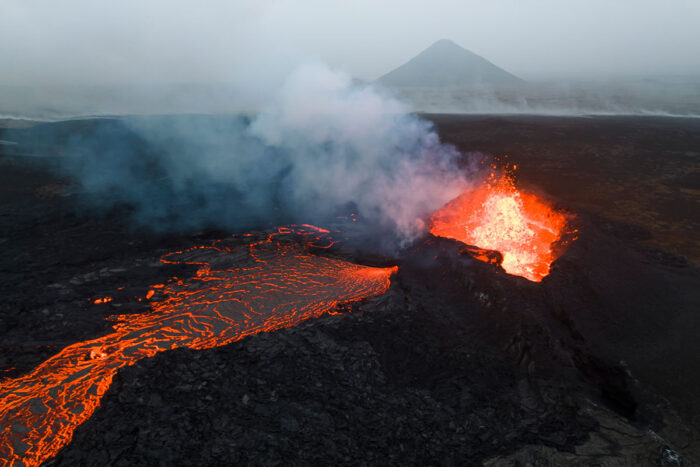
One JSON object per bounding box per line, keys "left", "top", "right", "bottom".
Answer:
{"left": 0, "top": 226, "right": 396, "bottom": 466}
{"left": 92, "top": 297, "right": 112, "bottom": 304}
{"left": 430, "top": 172, "right": 568, "bottom": 282}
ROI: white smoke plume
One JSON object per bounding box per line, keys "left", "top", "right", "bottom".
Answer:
{"left": 248, "top": 64, "right": 468, "bottom": 241}
{"left": 28, "top": 63, "right": 470, "bottom": 248}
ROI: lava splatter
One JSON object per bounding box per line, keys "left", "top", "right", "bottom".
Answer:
{"left": 430, "top": 170, "right": 570, "bottom": 282}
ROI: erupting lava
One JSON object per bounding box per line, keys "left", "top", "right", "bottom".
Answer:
{"left": 0, "top": 226, "right": 396, "bottom": 467}
{"left": 430, "top": 170, "right": 569, "bottom": 282}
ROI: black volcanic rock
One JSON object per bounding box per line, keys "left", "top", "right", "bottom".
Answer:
{"left": 377, "top": 39, "right": 523, "bottom": 87}
{"left": 50, "top": 235, "right": 686, "bottom": 466}
{"left": 2, "top": 115, "right": 699, "bottom": 466}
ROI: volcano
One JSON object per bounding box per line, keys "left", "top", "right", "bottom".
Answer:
{"left": 1, "top": 115, "right": 699, "bottom": 465}
{"left": 377, "top": 39, "right": 523, "bottom": 87}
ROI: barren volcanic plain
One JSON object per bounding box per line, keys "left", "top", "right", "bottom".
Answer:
{"left": 1, "top": 115, "right": 699, "bottom": 465}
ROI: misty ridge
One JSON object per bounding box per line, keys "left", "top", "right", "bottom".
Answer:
{"left": 391, "top": 78, "right": 700, "bottom": 117}
{"left": 3, "top": 79, "right": 700, "bottom": 121}
{"left": 376, "top": 39, "right": 700, "bottom": 116}
{"left": 2, "top": 77, "right": 700, "bottom": 121}
{"left": 2, "top": 39, "right": 700, "bottom": 120}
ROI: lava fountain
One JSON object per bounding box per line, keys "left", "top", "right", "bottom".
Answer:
{"left": 430, "top": 170, "right": 570, "bottom": 282}
{"left": 0, "top": 226, "right": 396, "bottom": 467}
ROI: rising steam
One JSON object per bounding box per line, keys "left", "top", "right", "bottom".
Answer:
{"left": 54, "top": 64, "right": 469, "bottom": 247}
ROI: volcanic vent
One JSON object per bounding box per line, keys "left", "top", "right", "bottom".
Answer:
{"left": 430, "top": 167, "right": 573, "bottom": 281}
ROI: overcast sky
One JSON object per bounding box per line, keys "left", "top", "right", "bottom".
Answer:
{"left": 2, "top": 0, "right": 700, "bottom": 86}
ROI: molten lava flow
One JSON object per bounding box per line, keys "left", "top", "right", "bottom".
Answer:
{"left": 0, "top": 226, "right": 396, "bottom": 467}
{"left": 430, "top": 172, "right": 568, "bottom": 282}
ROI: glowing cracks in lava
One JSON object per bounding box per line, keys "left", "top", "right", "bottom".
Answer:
{"left": 0, "top": 226, "right": 396, "bottom": 467}
{"left": 430, "top": 171, "right": 570, "bottom": 282}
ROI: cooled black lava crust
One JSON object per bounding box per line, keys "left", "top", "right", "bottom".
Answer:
{"left": 1, "top": 115, "right": 698, "bottom": 465}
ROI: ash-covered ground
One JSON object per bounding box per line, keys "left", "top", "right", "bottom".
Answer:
{"left": 1, "top": 115, "right": 699, "bottom": 465}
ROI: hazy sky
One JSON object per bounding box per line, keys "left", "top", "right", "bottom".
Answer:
{"left": 2, "top": 0, "right": 700, "bottom": 86}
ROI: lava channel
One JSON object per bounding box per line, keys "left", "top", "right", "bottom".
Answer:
{"left": 0, "top": 226, "right": 396, "bottom": 467}
{"left": 430, "top": 171, "right": 570, "bottom": 282}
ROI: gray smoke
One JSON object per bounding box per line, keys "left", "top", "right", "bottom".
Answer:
{"left": 53, "top": 63, "right": 470, "bottom": 247}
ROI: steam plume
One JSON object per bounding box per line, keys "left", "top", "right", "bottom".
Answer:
{"left": 55, "top": 64, "right": 469, "bottom": 247}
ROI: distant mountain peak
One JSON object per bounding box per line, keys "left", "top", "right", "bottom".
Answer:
{"left": 378, "top": 39, "right": 522, "bottom": 87}
{"left": 430, "top": 38, "right": 462, "bottom": 48}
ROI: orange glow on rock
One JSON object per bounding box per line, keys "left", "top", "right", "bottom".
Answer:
{"left": 430, "top": 171, "right": 568, "bottom": 282}
{"left": 0, "top": 226, "right": 396, "bottom": 466}
{"left": 93, "top": 297, "right": 112, "bottom": 304}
